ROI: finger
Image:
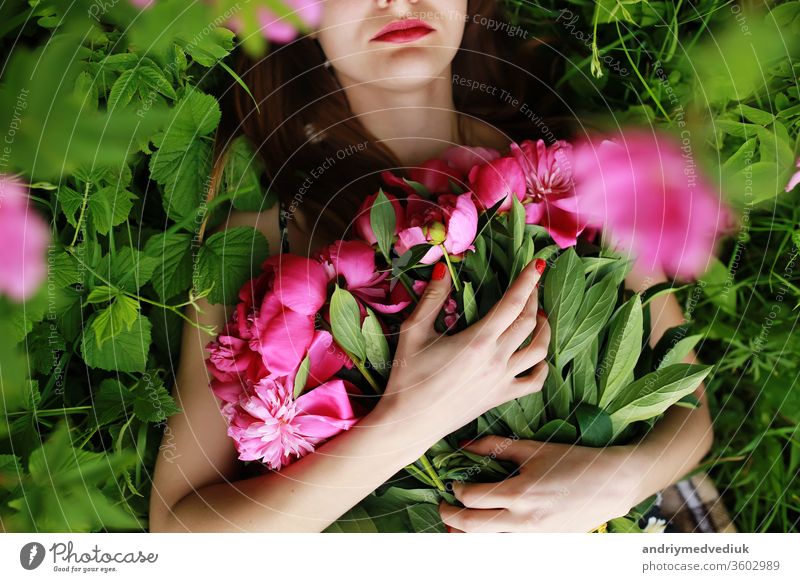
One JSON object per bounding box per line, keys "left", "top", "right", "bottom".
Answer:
{"left": 474, "top": 258, "right": 545, "bottom": 339}
{"left": 508, "top": 311, "right": 551, "bottom": 375}
{"left": 451, "top": 479, "right": 517, "bottom": 510}
{"left": 458, "top": 434, "right": 538, "bottom": 465}
{"left": 496, "top": 284, "right": 539, "bottom": 354}
{"left": 508, "top": 359, "right": 549, "bottom": 400}
{"left": 439, "top": 502, "right": 513, "bottom": 533}
{"left": 402, "top": 261, "right": 451, "bottom": 337}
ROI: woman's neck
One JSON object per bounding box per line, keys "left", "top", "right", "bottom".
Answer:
{"left": 335, "top": 68, "right": 463, "bottom": 168}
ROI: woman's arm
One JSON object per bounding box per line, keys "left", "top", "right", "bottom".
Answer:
{"left": 439, "top": 266, "right": 715, "bottom": 532}
{"left": 149, "top": 235, "right": 551, "bottom": 532}
{"left": 155, "top": 385, "right": 430, "bottom": 532}
{"left": 148, "top": 209, "right": 426, "bottom": 532}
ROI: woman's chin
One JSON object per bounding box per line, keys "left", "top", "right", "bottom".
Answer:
{"left": 368, "top": 53, "right": 453, "bottom": 91}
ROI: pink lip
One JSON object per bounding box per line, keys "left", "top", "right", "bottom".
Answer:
{"left": 370, "top": 18, "right": 434, "bottom": 43}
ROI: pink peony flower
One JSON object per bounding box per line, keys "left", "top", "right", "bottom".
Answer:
{"left": 224, "top": 375, "right": 360, "bottom": 470}
{"left": 0, "top": 176, "right": 49, "bottom": 301}
{"left": 441, "top": 145, "right": 501, "bottom": 177}
{"left": 468, "top": 156, "right": 527, "bottom": 213}
{"left": 572, "top": 130, "right": 737, "bottom": 280}
{"left": 225, "top": 0, "right": 321, "bottom": 45}
{"left": 317, "top": 240, "right": 412, "bottom": 314}
{"left": 510, "top": 139, "right": 588, "bottom": 248}
{"left": 354, "top": 191, "right": 406, "bottom": 246}
{"left": 409, "top": 159, "right": 462, "bottom": 194}
{"left": 786, "top": 157, "right": 800, "bottom": 192}
{"left": 394, "top": 193, "right": 479, "bottom": 264}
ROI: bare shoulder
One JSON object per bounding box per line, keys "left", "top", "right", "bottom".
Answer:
{"left": 149, "top": 204, "right": 283, "bottom": 531}
{"left": 210, "top": 205, "right": 282, "bottom": 255}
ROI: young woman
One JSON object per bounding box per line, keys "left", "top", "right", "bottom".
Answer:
{"left": 148, "top": 0, "right": 714, "bottom": 533}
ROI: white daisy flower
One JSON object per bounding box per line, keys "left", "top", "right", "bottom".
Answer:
{"left": 643, "top": 516, "right": 668, "bottom": 533}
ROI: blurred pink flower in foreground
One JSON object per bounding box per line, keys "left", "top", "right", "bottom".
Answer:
{"left": 572, "top": 130, "right": 737, "bottom": 280}
{"left": 786, "top": 157, "right": 800, "bottom": 192}
{"left": 511, "top": 139, "right": 589, "bottom": 248}
{"left": 131, "top": 1, "right": 321, "bottom": 44}
{"left": 0, "top": 176, "right": 50, "bottom": 301}
{"left": 226, "top": 0, "right": 322, "bottom": 44}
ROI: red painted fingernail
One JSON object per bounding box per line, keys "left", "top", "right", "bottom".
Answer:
{"left": 432, "top": 262, "right": 447, "bottom": 281}
{"left": 446, "top": 526, "right": 455, "bottom": 533}
{"left": 534, "top": 258, "right": 546, "bottom": 274}
{"left": 458, "top": 439, "right": 471, "bottom": 448}
{"left": 537, "top": 308, "right": 546, "bottom": 317}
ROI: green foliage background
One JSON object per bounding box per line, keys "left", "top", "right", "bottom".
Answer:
{"left": 0, "top": 0, "right": 798, "bottom": 531}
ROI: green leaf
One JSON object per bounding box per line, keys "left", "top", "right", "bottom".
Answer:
{"left": 598, "top": 294, "right": 643, "bottom": 408}
{"left": 607, "top": 364, "right": 712, "bottom": 437}
{"left": 193, "top": 227, "right": 269, "bottom": 305}
{"left": 511, "top": 195, "right": 526, "bottom": 257}
{"left": 558, "top": 270, "right": 618, "bottom": 366}
{"left": 107, "top": 68, "right": 140, "bottom": 111}
{"left": 149, "top": 89, "right": 221, "bottom": 221}
{"left": 57, "top": 185, "right": 84, "bottom": 227}
{"left": 48, "top": 249, "right": 82, "bottom": 288}
{"left": 85, "top": 285, "right": 117, "bottom": 304}
{"left": 493, "top": 400, "right": 535, "bottom": 438}
{"left": 657, "top": 334, "right": 703, "bottom": 369}
{"left": 462, "top": 281, "right": 477, "bottom": 325}
{"left": 138, "top": 65, "right": 178, "bottom": 100}
{"left": 330, "top": 286, "right": 366, "bottom": 361}
{"left": 362, "top": 308, "right": 390, "bottom": 377}
{"left": 94, "top": 379, "right": 134, "bottom": 427}
{"left": 575, "top": 403, "right": 613, "bottom": 447}
{"left": 738, "top": 103, "right": 775, "bottom": 126}
{"left": 370, "top": 189, "right": 396, "bottom": 260}
{"left": 510, "top": 236, "right": 534, "bottom": 281}
{"left": 572, "top": 349, "right": 598, "bottom": 404}
{"left": 533, "top": 419, "right": 577, "bottom": 443}
{"left": 543, "top": 361, "right": 571, "bottom": 420}
{"left": 608, "top": 517, "right": 643, "bottom": 533}
{"left": 223, "top": 136, "right": 271, "bottom": 212}
{"left": 144, "top": 232, "right": 193, "bottom": 301}
{"left": 324, "top": 505, "right": 379, "bottom": 533}
{"left": 293, "top": 355, "right": 311, "bottom": 398}
{"left": 698, "top": 257, "right": 736, "bottom": 313}
{"left": 179, "top": 27, "right": 236, "bottom": 66}
{"left": 517, "top": 390, "right": 545, "bottom": 433}
{"left": 406, "top": 504, "right": 446, "bottom": 532}
{"left": 98, "top": 247, "right": 159, "bottom": 293}
{"left": 81, "top": 313, "right": 152, "bottom": 373}
{"left": 132, "top": 374, "right": 181, "bottom": 423}
{"left": 543, "top": 248, "right": 585, "bottom": 356}
{"left": 91, "top": 294, "right": 141, "bottom": 347}
{"left": 89, "top": 186, "right": 136, "bottom": 235}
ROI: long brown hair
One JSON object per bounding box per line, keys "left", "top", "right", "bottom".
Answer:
{"left": 206, "top": 0, "right": 573, "bottom": 237}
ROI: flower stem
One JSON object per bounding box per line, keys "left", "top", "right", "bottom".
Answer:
{"left": 397, "top": 272, "right": 419, "bottom": 305}
{"left": 353, "top": 358, "right": 382, "bottom": 395}
{"left": 440, "top": 246, "right": 461, "bottom": 292}
{"left": 418, "top": 452, "right": 446, "bottom": 492}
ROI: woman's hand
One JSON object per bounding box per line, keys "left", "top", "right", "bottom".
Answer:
{"left": 438, "top": 436, "right": 642, "bottom": 532}
{"left": 373, "top": 259, "right": 551, "bottom": 445}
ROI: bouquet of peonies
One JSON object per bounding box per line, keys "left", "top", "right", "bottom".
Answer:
{"left": 205, "top": 128, "right": 736, "bottom": 531}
